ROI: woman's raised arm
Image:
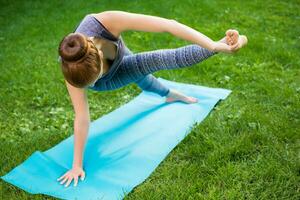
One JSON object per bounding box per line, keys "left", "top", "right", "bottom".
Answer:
{"left": 93, "top": 10, "right": 219, "bottom": 51}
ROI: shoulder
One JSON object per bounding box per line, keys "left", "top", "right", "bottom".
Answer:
{"left": 90, "top": 11, "right": 122, "bottom": 38}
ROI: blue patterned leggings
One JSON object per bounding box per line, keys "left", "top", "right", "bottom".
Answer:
{"left": 92, "top": 44, "right": 218, "bottom": 96}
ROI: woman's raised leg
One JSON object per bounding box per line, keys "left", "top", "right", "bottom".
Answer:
{"left": 105, "top": 44, "right": 218, "bottom": 90}
{"left": 120, "top": 44, "right": 218, "bottom": 76}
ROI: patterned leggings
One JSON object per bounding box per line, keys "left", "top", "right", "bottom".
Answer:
{"left": 91, "top": 44, "right": 218, "bottom": 96}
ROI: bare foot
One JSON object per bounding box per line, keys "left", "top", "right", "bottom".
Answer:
{"left": 226, "top": 29, "right": 239, "bottom": 45}
{"left": 165, "top": 89, "right": 198, "bottom": 104}
{"left": 218, "top": 33, "right": 248, "bottom": 53}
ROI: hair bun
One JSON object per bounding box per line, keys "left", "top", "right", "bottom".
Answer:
{"left": 58, "top": 33, "right": 89, "bottom": 62}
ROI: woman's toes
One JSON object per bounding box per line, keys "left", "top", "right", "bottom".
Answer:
{"left": 186, "top": 96, "right": 198, "bottom": 103}
{"left": 165, "top": 89, "right": 198, "bottom": 104}
{"left": 165, "top": 96, "right": 198, "bottom": 104}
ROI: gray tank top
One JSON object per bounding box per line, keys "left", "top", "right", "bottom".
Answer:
{"left": 58, "top": 14, "right": 126, "bottom": 82}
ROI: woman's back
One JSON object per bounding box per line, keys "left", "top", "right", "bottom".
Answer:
{"left": 72, "top": 14, "right": 127, "bottom": 82}
{"left": 57, "top": 13, "right": 128, "bottom": 85}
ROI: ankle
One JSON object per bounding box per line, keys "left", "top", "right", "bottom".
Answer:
{"left": 166, "top": 89, "right": 173, "bottom": 97}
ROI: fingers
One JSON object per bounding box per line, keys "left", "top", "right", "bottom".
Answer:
{"left": 224, "top": 44, "right": 236, "bottom": 54}
{"left": 58, "top": 172, "right": 73, "bottom": 187}
{"left": 74, "top": 176, "right": 78, "bottom": 187}
{"left": 80, "top": 171, "right": 86, "bottom": 181}
{"left": 226, "top": 29, "right": 239, "bottom": 37}
{"left": 231, "top": 42, "right": 239, "bottom": 50}
{"left": 57, "top": 168, "right": 86, "bottom": 187}
{"left": 225, "top": 35, "right": 233, "bottom": 45}
{"left": 226, "top": 29, "right": 233, "bottom": 36}
{"left": 73, "top": 169, "right": 85, "bottom": 187}
{"left": 59, "top": 175, "right": 69, "bottom": 185}
{"left": 230, "top": 47, "right": 239, "bottom": 53}
{"left": 233, "top": 46, "right": 240, "bottom": 52}
{"left": 231, "top": 30, "right": 239, "bottom": 45}
{"left": 58, "top": 174, "right": 79, "bottom": 187}
{"left": 233, "top": 30, "right": 239, "bottom": 37}
{"left": 225, "top": 29, "right": 239, "bottom": 46}
{"left": 64, "top": 176, "right": 73, "bottom": 187}
{"left": 57, "top": 172, "right": 68, "bottom": 181}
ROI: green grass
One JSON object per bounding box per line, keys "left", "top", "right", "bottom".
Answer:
{"left": 0, "top": 0, "right": 299, "bottom": 199}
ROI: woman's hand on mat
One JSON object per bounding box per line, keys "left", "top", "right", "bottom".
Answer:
{"left": 57, "top": 166, "right": 85, "bottom": 187}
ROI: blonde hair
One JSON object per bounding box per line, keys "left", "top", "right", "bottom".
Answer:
{"left": 58, "top": 33, "right": 102, "bottom": 88}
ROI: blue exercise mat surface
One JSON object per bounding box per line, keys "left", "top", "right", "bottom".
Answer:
{"left": 1, "top": 77, "right": 231, "bottom": 200}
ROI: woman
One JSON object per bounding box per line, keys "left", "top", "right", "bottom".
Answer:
{"left": 57, "top": 10, "right": 248, "bottom": 187}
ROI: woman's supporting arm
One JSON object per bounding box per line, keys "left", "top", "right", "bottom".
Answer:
{"left": 57, "top": 81, "right": 89, "bottom": 187}
{"left": 64, "top": 80, "right": 90, "bottom": 168}
{"left": 73, "top": 116, "right": 90, "bottom": 167}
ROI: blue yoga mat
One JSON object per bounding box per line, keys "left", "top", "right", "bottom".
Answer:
{"left": 1, "top": 77, "right": 231, "bottom": 200}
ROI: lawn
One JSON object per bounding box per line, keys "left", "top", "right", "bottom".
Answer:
{"left": 0, "top": 0, "right": 299, "bottom": 199}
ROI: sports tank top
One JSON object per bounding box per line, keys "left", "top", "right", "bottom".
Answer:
{"left": 58, "top": 14, "right": 126, "bottom": 82}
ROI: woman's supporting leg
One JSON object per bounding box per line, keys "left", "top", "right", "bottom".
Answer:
{"left": 123, "top": 44, "right": 171, "bottom": 97}
{"left": 96, "top": 44, "right": 218, "bottom": 91}
{"left": 135, "top": 74, "right": 170, "bottom": 97}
